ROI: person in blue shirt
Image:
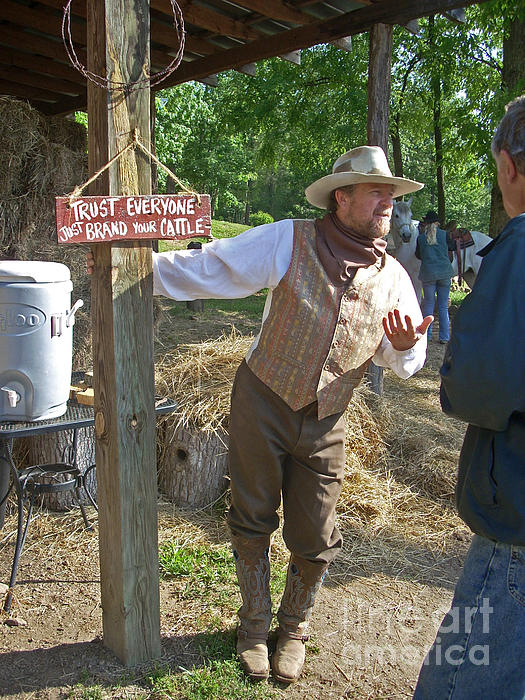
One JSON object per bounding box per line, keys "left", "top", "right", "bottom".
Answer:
{"left": 415, "top": 210, "right": 455, "bottom": 344}
{"left": 414, "top": 94, "right": 525, "bottom": 699}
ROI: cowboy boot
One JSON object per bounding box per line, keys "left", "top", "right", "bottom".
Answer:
{"left": 231, "top": 533, "right": 272, "bottom": 681}
{"left": 272, "top": 555, "right": 328, "bottom": 684}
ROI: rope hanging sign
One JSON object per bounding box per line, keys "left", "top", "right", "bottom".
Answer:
{"left": 56, "top": 131, "right": 211, "bottom": 245}
{"left": 57, "top": 6, "right": 211, "bottom": 245}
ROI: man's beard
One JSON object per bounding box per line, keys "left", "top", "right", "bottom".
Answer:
{"left": 353, "top": 216, "right": 390, "bottom": 239}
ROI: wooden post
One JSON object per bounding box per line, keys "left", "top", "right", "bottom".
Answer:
{"left": 87, "top": 0, "right": 161, "bottom": 666}
{"left": 366, "top": 22, "right": 393, "bottom": 397}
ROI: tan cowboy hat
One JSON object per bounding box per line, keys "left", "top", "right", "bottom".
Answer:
{"left": 305, "top": 145, "right": 424, "bottom": 209}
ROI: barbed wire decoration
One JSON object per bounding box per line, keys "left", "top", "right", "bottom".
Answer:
{"left": 62, "top": 0, "right": 186, "bottom": 92}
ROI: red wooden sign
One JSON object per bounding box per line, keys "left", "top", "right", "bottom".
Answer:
{"left": 56, "top": 194, "right": 212, "bottom": 244}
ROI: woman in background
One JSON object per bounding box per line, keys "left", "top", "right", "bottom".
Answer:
{"left": 416, "top": 210, "right": 455, "bottom": 344}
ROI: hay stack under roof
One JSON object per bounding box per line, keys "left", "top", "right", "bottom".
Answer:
{"left": 0, "top": 97, "right": 90, "bottom": 366}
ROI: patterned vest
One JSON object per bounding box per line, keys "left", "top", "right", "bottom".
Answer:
{"left": 246, "top": 220, "right": 403, "bottom": 419}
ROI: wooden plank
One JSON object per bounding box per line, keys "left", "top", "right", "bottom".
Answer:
{"left": 39, "top": 95, "right": 88, "bottom": 116}
{"left": 160, "top": 0, "right": 480, "bottom": 88}
{"left": 151, "top": 0, "right": 260, "bottom": 39}
{"left": 365, "top": 22, "right": 393, "bottom": 397}
{"left": 0, "top": 65, "right": 82, "bottom": 96}
{"left": 220, "top": 0, "right": 314, "bottom": 23}
{"left": 22, "top": 0, "right": 197, "bottom": 66}
{"left": 87, "top": 0, "right": 160, "bottom": 667}
{"left": 331, "top": 36, "right": 352, "bottom": 51}
{"left": 0, "top": 46, "right": 86, "bottom": 85}
{"left": 74, "top": 388, "right": 95, "bottom": 406}
{"left": 279, "top": 50, "right": 301, "bottom": 64}
{"left": 0, "top": 78, "right": 62, "bottom": 103}
{"left": 0, "top": 1, "right": 81, "bottom": 43}
{"left": 56, "top": 194, "right": 212, "bottom": 244}
{"left": 0, "top": 26, "right": 77, "bottom": 63}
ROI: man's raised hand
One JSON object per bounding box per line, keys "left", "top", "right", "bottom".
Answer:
{"left": 382, "top": 309, "right": 433, "bottom": 351}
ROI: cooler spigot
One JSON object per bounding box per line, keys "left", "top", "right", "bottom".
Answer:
{"left": 1, "top": 386, "right": 21, "bottom": 407}
{"left": 66, "top": 299, "right": 84, "bottom": 328}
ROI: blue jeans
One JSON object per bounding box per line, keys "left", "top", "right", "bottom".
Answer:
{"left": 421, "top": 279, "right": 451, "bottom": 341}
{"left": 414, "top": 535, "right": 525, "bottom": 699}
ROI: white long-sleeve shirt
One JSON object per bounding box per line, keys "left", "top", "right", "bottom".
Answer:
{"left": 153, "top": 219, "right": 427, "bottom": 380}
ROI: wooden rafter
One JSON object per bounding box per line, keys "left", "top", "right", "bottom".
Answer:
{"left": 159, "top": 0, "right": 483, "bottom": 89}
{"left": 151, "top": 0, "right": 260, "bottom": 39}
{"left": 0, "top": 45, "right": 85, "bottom": 84}
{"left": 221, "top": 0, "right": 314, "bottom": 24}
{"left": 0, "top": 65, "right": 81, "bottom": 96}
{"left": 20, "top": 0, "right": 219, "bottom": 60}
{"left": 0, "top": 25, "right": 81, "bottom": 63}
{"left": 0, "top": 78, "right": 66, "bottom": 103}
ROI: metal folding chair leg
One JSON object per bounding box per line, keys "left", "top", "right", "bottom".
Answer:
{"left": 4, "top": 482, "right": 37, "bottom": 613}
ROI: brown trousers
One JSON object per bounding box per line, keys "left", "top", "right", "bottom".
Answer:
{"left": 227, "top": 361, "right": 346, "bottom": 565}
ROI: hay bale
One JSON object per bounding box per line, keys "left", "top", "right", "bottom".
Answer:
{"left": 155, "top": 330, "right": 251, "bottom": 434}
{"left": 155, "top": 331, "right": 250, "bottom": 508}
{"left": 0, "top": 97, "right": 90, "bottom": 364}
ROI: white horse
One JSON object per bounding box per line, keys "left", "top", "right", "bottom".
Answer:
{"left": 389, "top": 197, "right": 422, "bottom": 300}
{"left": 389, "top": 199, "right": 492, "bottom": 296}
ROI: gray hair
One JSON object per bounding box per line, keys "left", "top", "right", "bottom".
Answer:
{"left": 327, "top": 184, "right": 355, "bottom": 213}
{"left": 492, "top": 95, "right": 525, "bottom": 175}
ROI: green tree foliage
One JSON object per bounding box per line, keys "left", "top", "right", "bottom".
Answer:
{"left": 154, "top": 5, "right": 516, "bottom": 232}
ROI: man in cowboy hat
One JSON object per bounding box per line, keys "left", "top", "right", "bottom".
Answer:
{"left": 89, "top": 145, "right": 432, "bottom": 684}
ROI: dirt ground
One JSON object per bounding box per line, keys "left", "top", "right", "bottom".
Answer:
{"left": 0, "top": 337, "right": 470, "bottom": 699}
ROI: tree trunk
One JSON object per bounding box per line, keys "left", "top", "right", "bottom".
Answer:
{"left": 391, "top": 118, "right": 404, "bottom": 177}
{"left": 367, "top": 23, "right": 393, "bottom": 155}
{"left": 489, "top": 184, "right": 509, "bottom": 238}
{"left": 489, "top": 14, "right": 525, "bottom": 234}
{"left": 428, "top": 16, "right": 446, "bottom": 225}
{"left": 158, "top": 424, "right": 229, "bottom": 509}
{"left": 244, "top": 179, "right": 253, "bottom": 225}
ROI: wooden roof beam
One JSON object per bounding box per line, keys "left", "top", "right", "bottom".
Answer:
{"left": 0, "top": 78, "right": 69, "bottom": 103}
{"left": 0, "top": 45, "right": 86, "bottom": 84}
{"left": 159, "top": 0, "right": 483, "bottom": 88}
{"left": 0, "top": 26, "right": 78, "bottom": 63}
{"left": 0, "top": 65, "right": 82, "bottom": 96}
{"left": 150, "top": 0, "right": 260, "bottom": 40}
{"left": 26, "top": 0, "right": 220, "bottom": 60}
{"left": 39, "top": 94, "right": 88, "bottom": 115}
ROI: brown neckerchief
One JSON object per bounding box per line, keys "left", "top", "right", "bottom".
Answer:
{"left": 314, "top": 212, "right": 387, "bottom": 286}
